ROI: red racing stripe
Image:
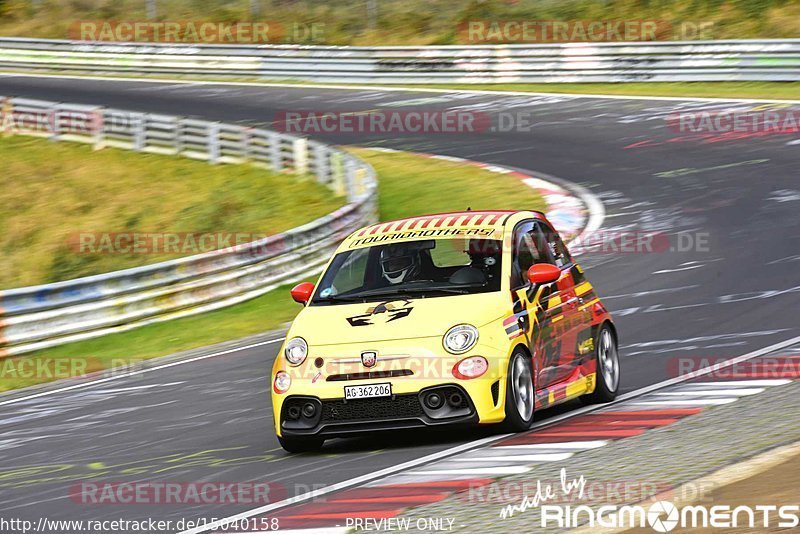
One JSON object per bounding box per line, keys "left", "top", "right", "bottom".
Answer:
{"left": 331, "top": 494, "right": 449, "bottom": 505}
{"left": 569, "top": 418, "right": 680, "bottom": 427}
{"left": 596, "top": 408, "right": 703, "bottom": 417}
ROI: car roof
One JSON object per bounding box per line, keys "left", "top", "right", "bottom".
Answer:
{"left": 343, "top": 210, "right": 548, "bottom": 247}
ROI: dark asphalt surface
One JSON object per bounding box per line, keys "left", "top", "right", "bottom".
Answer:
{"left": 0, "top": 76, "right": 798, "bottom": 530}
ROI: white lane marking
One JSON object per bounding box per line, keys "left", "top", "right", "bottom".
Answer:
{"left": 685, "top": 380, "right": 791, "bottom": 387}
{"left": 652, "top": 264, "right": 704, "bottom": 274}
{"left": 602, "top": 285, "right": 700, "bottom": 300}
{"left": 241, "top": 529, "right": 348, "bottom": 534}
{"left": 621, "top": 329, "right": 791, "bottom": 349}
{"left": 179, "top": 433, "right": 511, "bottom": 534}
{"left": 3, "top": 72, "right": 800, "bottom": 105}
{"left": 180, "top": 334, "right": 800, "bottom": 534}
{"left": 768, "top": 254, "right": 800, "bottom": 265}
{"left": 0, "top": 338, "right": 285, "bottom": 408}
{"left": 491, "top": 441, "right": 608, "bottom": 450}
{"left": 652, "top": 388, "right": 765, "bottom": 397}
{"left": 91, "top": 382, "right": 184, "bottom": 393}
{"left": 451, "top": 453, "right": 574, "bottom": 462}
{"left": 411, "top": 466, "right": 531, "bottom": 475}
{"left": 631, "top": 399, "right": 739, "bottom": 406}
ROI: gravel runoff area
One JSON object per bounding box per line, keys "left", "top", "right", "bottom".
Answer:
{"left": 375, "top": 376, "right": 800, "bottom": 533}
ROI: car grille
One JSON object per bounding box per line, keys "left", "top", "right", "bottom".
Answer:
{"left": 321, "top": 394, "right": 424, "bottom": 423}
{"left": 326, "top": 369, "right": 413, "bottom": 382}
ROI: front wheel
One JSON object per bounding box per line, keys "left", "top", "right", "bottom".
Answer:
{"left": 278, "top": 436, "right": 324, "bottom": 453}
{"left": 581, "top": 324, "right": 620, "bottom": 405}
{"left": 502, "top": 349, "right": 536, "bottom": 432}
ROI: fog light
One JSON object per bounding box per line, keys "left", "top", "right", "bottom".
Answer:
{"left": 287, "top": 405, "right": 301, "bottom": 419}
{"left": 273, "top": 371, "right": 291, "bottom": 393}
{"left": 452, "top": 356, "right": 488, "bottom": 379}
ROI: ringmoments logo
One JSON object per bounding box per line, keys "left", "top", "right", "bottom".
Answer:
{"left": 538, "top": 501, "right": 800, "bottom": 530}
{"left": 499, "top": 468, "right": 800, "bottom": 531}
{"left": 647, "top": 501, "right": 679, "bottom": 532}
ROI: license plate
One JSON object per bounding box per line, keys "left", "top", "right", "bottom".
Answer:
{"left": 344, "top": 383, "right": 392, "bottom": 400}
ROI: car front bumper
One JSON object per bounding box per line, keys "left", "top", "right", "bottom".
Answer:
{"left": 271, "top": 337, "right": 514, "bottom": 438}
{"left": 278, "top": 383, "right": 483, "bottom": 438}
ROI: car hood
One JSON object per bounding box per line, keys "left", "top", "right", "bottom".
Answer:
{"left": 291, "top": 292, "right": 506, "bottom": 346}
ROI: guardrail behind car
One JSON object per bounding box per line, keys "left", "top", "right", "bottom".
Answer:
{"left": 0, "top": 97, "right": 378, "bottom": 357}
{"left": 0, "top": 38, "right": 799, "bottom": 82}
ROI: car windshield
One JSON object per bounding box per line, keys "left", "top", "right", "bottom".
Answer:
{"left": 311, "top": 237, "right": 503, "bottom": 305}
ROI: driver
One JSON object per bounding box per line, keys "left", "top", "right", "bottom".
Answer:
{"left": 380, "top": 244, "right": 422, "bottom": 284}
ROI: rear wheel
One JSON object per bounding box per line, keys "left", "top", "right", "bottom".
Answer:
{"left": 580, "top": 324, "right": 620, "bottom": 405}
{"left": 278, "top": 436, "right": 324, "bottom": 453}
{"left": 502, "top": 349, "right": 535, "bottom": 432}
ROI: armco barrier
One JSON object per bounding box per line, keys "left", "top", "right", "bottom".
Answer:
{"left": 0, "top": 38, "right": 799, "bottom": 82}
{"left": 0, "top": 97, "right": 378, "bottom": 357}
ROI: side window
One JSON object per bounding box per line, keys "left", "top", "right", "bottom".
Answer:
{"left": 511, "top": 221, "right": 550, "bottom": 288}
{"left": 541, "top": 223, "right": 573, "bottom": 269}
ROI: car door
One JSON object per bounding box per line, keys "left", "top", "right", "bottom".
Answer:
{"left": 508, "top": 220, "right": 565, "bottom": 392}
{"left": 539, "top": 221, "right": 589, "bottom": 385}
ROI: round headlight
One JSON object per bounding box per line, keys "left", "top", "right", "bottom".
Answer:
{"left": 453, "top": 356, "right": 489, "bottom": 380}
{"left": 443, "top": 324, "right": 479, "bottom": 354}
{"left": 284, "top": 337, "right": 308, "bottom": 365}
{"left": 273, "top": 371, "right": 291, "bottom": 393}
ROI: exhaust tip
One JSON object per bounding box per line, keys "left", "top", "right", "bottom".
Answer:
{"left": 424, "top": 392, "right": 444, "bottom": 409}
{"left": 447, "top": 392, "right": 463, "bottom": 407}
{"left": 302, "top": 402, "right": 317, "bottom": 418}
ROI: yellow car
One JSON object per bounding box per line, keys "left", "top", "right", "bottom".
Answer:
{"left": 271, "top": 210, "right": 619, "bottom": 452}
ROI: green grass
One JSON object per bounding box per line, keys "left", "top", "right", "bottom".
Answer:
{"left": 393, "top": 82, "right": 800, "bottom": 101}
{"left": 1, "top": 147, "right": 544, "bottom": 392}
{"left": 349, "top": 147, "right": 547, "bottom": 220}
{"left": 0, "top": 285, "right": 300, "bottom": 391}
{"left": 0, "top": 135, "right": 342, "bottom": 288}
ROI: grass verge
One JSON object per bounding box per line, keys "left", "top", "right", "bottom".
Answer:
{"left": 1, "top": 147, "right": 545, "bottom": 391}
{"left": 393, "top": 81, "right": 800, "bottom": 101}
{"left": 3, "top": 71, "right": 799, "bottom": 102}
{"left": 0, "top": 135, "right": 342, "bottom": 288}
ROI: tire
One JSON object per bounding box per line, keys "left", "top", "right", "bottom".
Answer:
{"left": 278, "top": 436, "right": 324, "bottom": 453}
{"left": 580, "top": 323, "right": 620, "bottom": 405}
{"left": 502, "top": 349, "right": 536, "bottom": 432}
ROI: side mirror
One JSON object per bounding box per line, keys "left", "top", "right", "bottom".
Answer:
{"left": 527, "top": 263, "right": 561, "bottom": 285}
{"left": 290, "top": 282, "right": 315, "bottom": 304}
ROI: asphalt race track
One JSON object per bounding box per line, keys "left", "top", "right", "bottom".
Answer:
{"left": 1, "top": 75, "right": 798, "bottom": 529}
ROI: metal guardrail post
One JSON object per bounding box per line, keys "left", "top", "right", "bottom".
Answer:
{"left": 174, "top": 117, "right": 184, "bottom": 156}
{"left": 133, "top": 113, "right": 145, "bottom": 151}
{"left": 315, "top": 143, "right": 329, "bottom": 185}
{"left": 269, "top": 132, "right": 282, "bottom": 171}
{"left": 208, "top": 122, "right": 220, "bottom": 164}
{"left": 344, "top": 158, "right": 357, "bottom": 202}
{"left": 48, "top": 103, "right": 60, "bottom": 141}
{"left": 331, "top": 152, "right": 346, "bottom": 197}
{"left": 293, "top": 138, "right": 308, "bottom": 175}
{"left": 0, "top": 97, "right": 12, "bottom": 136}
{"left": 92, "top": 107, "right": 105, "bottom": 150}
{"left": 241, "top": 127, "right": 253, "bottom": 162}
